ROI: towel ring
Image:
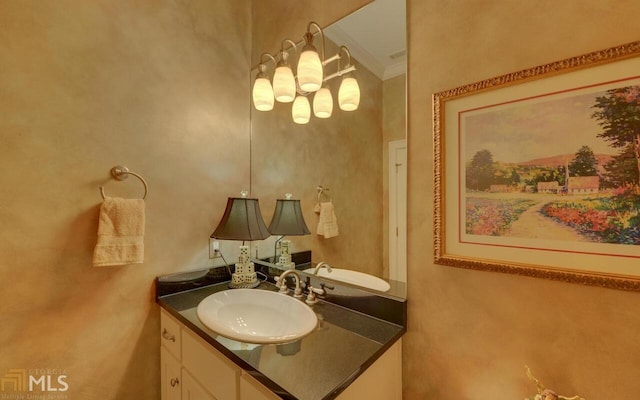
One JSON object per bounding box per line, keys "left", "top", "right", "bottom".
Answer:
{"left": 100, "top": 166, "right": 148, "bottom": 200}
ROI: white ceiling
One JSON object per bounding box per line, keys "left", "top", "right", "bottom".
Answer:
{"left": 324, "top": 0, "right": 407, "bottom": 80}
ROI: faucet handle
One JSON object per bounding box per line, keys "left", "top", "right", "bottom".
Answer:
{"left": 320, "top": 282, "right": 334, "bottom": 291}
{"left": 274, "top": 276, "right": 288, "bottom": 293}
{"left": 305, "top": 286, "right": 320, "bottom": 305}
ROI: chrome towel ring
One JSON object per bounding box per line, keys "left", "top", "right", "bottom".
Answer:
{"left": 100, "top": 166, "right": 148, "bottom": 200}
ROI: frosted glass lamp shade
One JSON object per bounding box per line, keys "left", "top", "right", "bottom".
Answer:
{"left": 313, "top": 87, "right": 333, "bottom": 118}
{"left": 297, "top": 49, "right": 323, "bottom": 93}
{"left": 292, "top": 96, "right": 311, "bottom": 124}
{"left": 273, "top": 65, "right": 296, "bottom": 103}
{"left": 338, "top": 76, "right": 360, "bottom": 111}
{"left": 252, "top": 76, "right": 274, "bottom": 111}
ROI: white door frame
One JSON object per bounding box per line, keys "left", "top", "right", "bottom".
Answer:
{"left": 388, "top": 139, "right": 407, "bottom": 283}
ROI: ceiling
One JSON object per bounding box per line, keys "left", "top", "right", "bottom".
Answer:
{"left": 324, "top": 0, "right": 407, "bottom": 80}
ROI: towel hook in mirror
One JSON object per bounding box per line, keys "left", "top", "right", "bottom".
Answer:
{"left": 100, "top": 166, "right": 148, "bottom": 200}
{"left": 316, "top": 185, "right": 331, "bottom": 202}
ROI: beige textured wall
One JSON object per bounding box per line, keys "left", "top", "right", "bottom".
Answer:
{"left": 405, "top": 0, "right": 640, "bottom": 399}
{"left": 0, "top": 1, "right": 250, "bottom": 399}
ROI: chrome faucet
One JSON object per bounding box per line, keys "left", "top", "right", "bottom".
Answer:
{"left": 313, "top": 261, "right": 332, "bottom": 275}
{"left": 275, "top": 269, "right": 303, "bottom": 298}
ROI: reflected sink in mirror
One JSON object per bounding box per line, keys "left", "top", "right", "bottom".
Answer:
{"left": 196, "top": 289, "right": 318, "bottom": 344}
{"left": 304, "top": 268, "right": 391, "bottom": 292}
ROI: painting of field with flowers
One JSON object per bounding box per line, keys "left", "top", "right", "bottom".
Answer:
{"left": 434, "top": 44, "right": 640, "bottom": 288}
{"left": 463, "top": 84, "right": 640, "bottom": 249}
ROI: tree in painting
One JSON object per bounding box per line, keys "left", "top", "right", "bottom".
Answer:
{"left": 601, "top": 144, "right": 640, "bottom": 188}
{"left": 466, "top": 149, "right": 494, "bottom": 191}
{"left": 569, "top": 145, "right": 598, "bottom": 177}
{"left": 592, "top": 85, "right": 640, "bottom": 185}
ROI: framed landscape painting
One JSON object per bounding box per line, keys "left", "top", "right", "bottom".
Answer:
{"left": 433, "top": 41, "right": 640, "bottom": 291}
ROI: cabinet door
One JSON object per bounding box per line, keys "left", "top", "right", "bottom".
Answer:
{"left": 182, "top": 329, "right": 240, "bottom": 400}
{"left": 182, "top": 369, "right": 217, "bottom": 400}
{"left": 336, "top": 339, "right": 402, "bottom": 400}
{"left": 240, "top": 372, "right": 280, "bottom": 400}
{"left": 161, "top": 346, "right": 182, "bottom": 400}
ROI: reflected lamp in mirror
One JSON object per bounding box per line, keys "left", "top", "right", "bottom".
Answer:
{"left": 251, "top": 22, "right": 359, "bottom": 124}
{"left": 268, "top": 194, "right": 310, "bottom": 270}
{"left": 211, "top": 192, "right": 271, "bottom": 289}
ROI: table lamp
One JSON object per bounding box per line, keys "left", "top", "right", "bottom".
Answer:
{"left": 211, "top": 192, "right": 270, "bottom": 288}
{"left": 267, "top": 193, "right": 310, "bottom": 269}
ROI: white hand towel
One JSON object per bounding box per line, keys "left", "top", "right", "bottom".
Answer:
{"left": 317, "top": 201, "right": 339, "bottom": 239}
{"left": 93, "top": 196, "right": 145, "bottom": 266}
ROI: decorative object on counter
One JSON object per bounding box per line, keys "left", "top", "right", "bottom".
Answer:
{"left": 268, "top": 193, "right": 311, "bottom": 269}
{"left": 211, "top": 191, "right": 270, "bottom": 289}
{"left": 524, "top": 366, "right": 585, "bottom": 400}
{"left": 252, "top": 21, "right": 360, "bottom": 124}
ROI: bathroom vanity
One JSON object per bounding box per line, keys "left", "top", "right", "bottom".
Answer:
{"left": 156, "top": 269, "right": 406, "bottom": 400}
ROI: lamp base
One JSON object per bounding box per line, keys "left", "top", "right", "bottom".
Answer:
{"left": 229, "top": 253, "right": 259, "bottom": 289}
{"left": 228, "top": 278, "right": 260, "bottom": 289}
{"left": 276, "top": 239, "right": 296, "bottom": 270}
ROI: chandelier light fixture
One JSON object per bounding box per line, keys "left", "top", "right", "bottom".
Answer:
{"left": 252, "top": 22, "right": 360, "bottom": 124}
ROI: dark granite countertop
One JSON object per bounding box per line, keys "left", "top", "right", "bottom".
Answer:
{"left": 156, "top": 272, "right": 405, "bottom": 400}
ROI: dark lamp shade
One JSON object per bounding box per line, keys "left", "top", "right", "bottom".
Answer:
{"left": 211, "top": 197, "right": 271, "bottom": 241}
{"left": 268, "top": 199, "right": 311, "bottom": 236}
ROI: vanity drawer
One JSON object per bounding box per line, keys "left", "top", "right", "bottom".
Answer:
{"left": 182, "top": 328, "right": 240, "bottom": 400}
{"left": 160, "top": 309, "right": 182, "bottom": 360}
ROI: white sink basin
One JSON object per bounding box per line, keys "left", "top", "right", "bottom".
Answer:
{"left": 304, "top": 268, "right": 391, "bottom": 292}
{"left": 196, "top": 289, "right": 317, "bottom": 344}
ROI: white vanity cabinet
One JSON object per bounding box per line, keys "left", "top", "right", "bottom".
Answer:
{"left": 161, "top": 309, "right": 237, "bottom": 400}
{"left": 335, "top": 338, "right": 402, "bottom": 400}
{"left": 160, "top": 308, "right": 402, "bottom": 400}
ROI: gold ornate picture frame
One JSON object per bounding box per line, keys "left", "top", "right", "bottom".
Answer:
{"left": 433, "top": 41, "right": 640, "bottom": 291}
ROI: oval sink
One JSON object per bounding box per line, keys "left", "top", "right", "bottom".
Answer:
{"left": 304, "top": 268, "right": 391, "bottom": 292}
{"left": 196, "top": 289, "right": 317, "bottom": 344}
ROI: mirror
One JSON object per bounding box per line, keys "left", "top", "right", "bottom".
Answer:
{"left": 250, "top": 0, "right": 407, "bottom": 297}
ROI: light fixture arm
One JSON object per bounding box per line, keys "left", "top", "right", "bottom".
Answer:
{"left": 338, "top": 46, "right": 352, "bottom": 70}
{"left": 276, "top": 39, "right": 298, "bottom": 67}
{"left": 281, "top": 39, "right": 298, "bottom": 57}
{"left": 256, "top": 53, "right": 277, "bottom": 79}
{"left": 321, "top": 46, "right": 356, "bottom": 82}
{"left": 306, "top": 21, "right": 325, "bottom": 63}
{"left": 259, "top": 53, "right": 277, "bottom": 67}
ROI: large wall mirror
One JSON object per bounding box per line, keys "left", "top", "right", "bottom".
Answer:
{"left": 251, "top": 0, "right": 407, "bottom": 297}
